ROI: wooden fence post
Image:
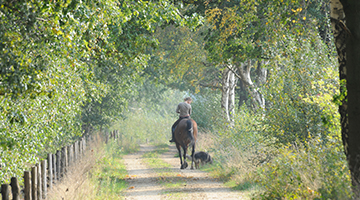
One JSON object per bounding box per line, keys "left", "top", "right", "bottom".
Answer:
{"left": 83, "top": 137, "right": 86, "bottom": 152}
{"left": 73, "top": 142, "right": 77, "bottom": 163}
{"left": 61, "top": 147, "right": 67, "bottom": 177}
{"left": 24, "top": 171, "right": 31, "bottom": 200}
{"left": 10, "top": 177, "right": 20, "bottom": 200}
{"left": 76, "top": 141, "right": 80, "bottom": 159}
{"left": 77, "top": 141, "right": 79, "bottom": 160}
{"left": 81, "top": 138, "right": 84, "bottom": 154}
{"left": 67, "top": 145, "right": 72, "bottom": 167}
{"left": 79, "top": 140, "right": 82, "bottom": 156}
{"left": 41, "top": 160, "right": 47, "bottom": 199}
{"left": 47, "top": 154, "right": 52, "bottom": 189}
{"left": 56, "top": 150, "right": 61, "bottom": 180}
{"left": 37, "top": 163, "right": 41, "bottom": 200}
{"left": 31, "top": 166, "right": 37, "bottom": 200}
{"left": 1, "top": 184, "right": 10, "bottom": 200}
{"left": 78, "top": 140, "right": 81, "bottom": 157}
{"left": 52, "top": 154, "right": 56, "bottom": 183}
{"left": 71, "top": 144, "right": 74, "bottom": 166}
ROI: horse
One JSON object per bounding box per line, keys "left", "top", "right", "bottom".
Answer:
{"left": 173, "top": 118, "right": 198, "bottom": 169}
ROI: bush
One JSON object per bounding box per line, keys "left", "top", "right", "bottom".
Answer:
{"left": 254, "top": 137, "right": 352, "bottom": 199}
{"left": 196, "top": 108, "right": 275, "bottom": 194}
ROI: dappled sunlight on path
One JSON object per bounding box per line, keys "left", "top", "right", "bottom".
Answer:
{"left": 123, "top": 144, "right": 248, "bottom": 199}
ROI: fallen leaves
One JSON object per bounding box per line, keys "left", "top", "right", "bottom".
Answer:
{"left": 125, "top": 175, "right": 137, "bottom": 180}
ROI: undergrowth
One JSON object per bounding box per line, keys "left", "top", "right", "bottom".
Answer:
{"left": 91, "top": 140, "right": 129, "bottom": 199}
{"left": 195, "top": 109, "right": 352, "bottom": 200}
{"left": 253, "top": 138, "right": 352, "bottom": 199}
{"left": 46, "top": 134, "right": 134, "bottom": 200}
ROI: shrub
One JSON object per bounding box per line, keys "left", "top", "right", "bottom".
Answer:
{"left": 254, "top": 136, "right": 352, "bottom": 199}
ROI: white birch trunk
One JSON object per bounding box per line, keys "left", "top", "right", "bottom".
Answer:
{"left": 221, "top": 67, "right": 230, "bottom": 122}
{"left": 237, "top": 60, "right": 265, "bottom": 112}
{"left": 228, "top": 66, "right": 237, "bottom": 126}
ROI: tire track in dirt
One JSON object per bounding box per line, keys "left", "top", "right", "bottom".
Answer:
{"left": 124, "top": 144, "right": 248, "bottom": 199}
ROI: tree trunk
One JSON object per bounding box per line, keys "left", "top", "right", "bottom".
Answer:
{"left": 221, "top": 67, "right": 230, "bottom": 122}
{"left": 341, "top": 0, "right": 360, "bottom": 196}
{"left": 238, "top": 79, "right": 248, "bottom": 108}
{"left": 331, "top": 0, "right": 360, "bottom": 196}
{"left": 255, "top": 60, "right": 268, "bottom": 86}
{"left": 228, "top": 66, "right": 237, "bottom": 126}
{"left": 221, "top": 65, "right": 237, "bottom": 125}
{"left": 236, "top": 60, "right": 265, "bottom": 112}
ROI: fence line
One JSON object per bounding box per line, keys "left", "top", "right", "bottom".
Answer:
{"left": 0, "top": 130, "right": 119, "bottom": 200}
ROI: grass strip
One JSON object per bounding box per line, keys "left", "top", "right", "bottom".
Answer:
{"left": 91, "top": 141, "right": 129, "bottom": 199}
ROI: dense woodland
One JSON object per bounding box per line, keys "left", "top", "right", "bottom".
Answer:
{"left": 1, "top": 0, "right": 360, "bottom": 199}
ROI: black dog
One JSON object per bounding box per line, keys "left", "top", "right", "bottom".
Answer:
{"left": 186, "top": 151, "right": 213, "bottom": 169}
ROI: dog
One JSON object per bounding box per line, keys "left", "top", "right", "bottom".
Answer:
{"left": 186, "top": 151, "right": 213, "bottom": 169}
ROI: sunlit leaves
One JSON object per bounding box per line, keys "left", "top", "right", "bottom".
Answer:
{"left": 263, "top": 33, "right": 338, "bottom": 143}
{"left": 0, "top": 0, "right": 200, "bottom": 184}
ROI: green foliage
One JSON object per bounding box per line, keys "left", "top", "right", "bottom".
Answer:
{"left": 147, "top": 24, "right": 210, "bottom": 93}
{"left": 0, "top": 0, "right": 201, "bottom": 184}
{"left": 195, "top": 105, "right": 352, "bottom": 199}
{"left": 0, "top": 65, "right": 85, "bottom": 183}
{"left": 254, "top": 137, "right": 352, "bottom": 199}
{"left": 263, "top": 33, "right": 338, "bottom": 144}
{"left": 207, "top": 108, "right": 275, "bottom": 181}
{"left": 0, "top": 1, "right": 349, "bottom": 199}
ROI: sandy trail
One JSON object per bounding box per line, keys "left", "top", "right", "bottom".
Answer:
{"left": 124, "top": 144, "right": 248, "bottom": 200}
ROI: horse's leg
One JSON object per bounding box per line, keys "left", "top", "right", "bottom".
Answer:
{"left": 181, "top": 146, "right": 188, "bottom": 169}
{"left": 176, "top": 143, "right": 183, "bottom": 167}
{"left": 190, "top": 143, "right": 196, "bottom": 169}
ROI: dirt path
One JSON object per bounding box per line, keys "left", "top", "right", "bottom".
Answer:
{"left": 123, "top": 145, "right": 165, "bottom": 200}
{"left": 123, "top": 144, "right": 248, "bottom": 199}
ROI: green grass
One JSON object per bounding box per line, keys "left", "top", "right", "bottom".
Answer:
{"left": 91, "top": 141, "right": 129, "bottom": 199}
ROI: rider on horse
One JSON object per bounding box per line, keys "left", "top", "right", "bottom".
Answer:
{"left": 169, "top": 97, "right": 192, "bottom": 143}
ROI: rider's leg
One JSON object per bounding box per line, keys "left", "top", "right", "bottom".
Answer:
{"left": 170, "top": 118, "right": 182, "bottom": 142}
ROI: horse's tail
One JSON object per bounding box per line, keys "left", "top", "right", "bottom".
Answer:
{"left": 186, "top": 119, "right": 195, "bottom": 146}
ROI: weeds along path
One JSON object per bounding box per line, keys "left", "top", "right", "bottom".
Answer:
{"left": 124, "top": 144, "right": 248, "bottom": 199}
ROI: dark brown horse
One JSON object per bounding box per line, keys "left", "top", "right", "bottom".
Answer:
{"left": 174, "top": 118, "right": 198, "bottom": 169}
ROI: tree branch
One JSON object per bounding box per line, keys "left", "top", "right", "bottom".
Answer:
{"left": 225, "top": 64, "right": 241, "bottom": 79}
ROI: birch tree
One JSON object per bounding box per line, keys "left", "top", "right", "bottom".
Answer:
{"left": 221, "top": 65, "right": 237, "bottom": 125}
{"left": 236, "top": 60, "right": 266, "bottom": 112}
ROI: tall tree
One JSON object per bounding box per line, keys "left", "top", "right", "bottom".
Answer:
{"left": 331, "top": 0, "right": 360, "bottom": 196}
{"left": 220, "top": 66, "right": 237, "bottom": 125}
